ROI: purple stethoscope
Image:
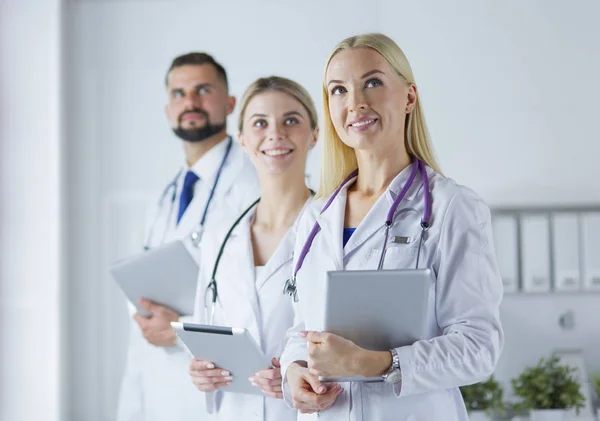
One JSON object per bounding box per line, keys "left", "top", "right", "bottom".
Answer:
{"left": 283, "top": 158, "right": 432, "bottom": 302}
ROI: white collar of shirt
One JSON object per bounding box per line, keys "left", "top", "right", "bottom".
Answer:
{"left": 181, "top": 135, "right": 231, "bottom": 183}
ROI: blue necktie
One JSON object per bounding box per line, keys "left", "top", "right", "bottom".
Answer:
{"left": 177, "top": 170, "right": 199, "bottom": 225}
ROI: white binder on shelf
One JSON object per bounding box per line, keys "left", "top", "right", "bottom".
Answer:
{"left": 551, "top": 213, "right": 582, "bottom": 292}
{"left": 491, "top": 215, "right": 520, "bottom": 293}
{"left": 520, "top": 214, "right": 551, "bottom": 293}
{"left": 581, "top": 212, "right": 600, "bottom": 291}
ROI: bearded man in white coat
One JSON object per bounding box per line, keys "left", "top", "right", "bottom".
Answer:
{"left": 116, "top": 52, "right": 260, "bottom": 421}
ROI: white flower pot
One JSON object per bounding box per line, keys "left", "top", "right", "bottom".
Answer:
{"left": 468, "top": 410, "right": 491, "bottom": 421}
{"left": 530, "top": 409, "right": 569, "bottom": 421}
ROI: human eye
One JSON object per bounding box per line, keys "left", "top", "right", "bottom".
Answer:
{"left": 330, "top": 85, "right": 347, "bottom": 95}
{"left": 365, "top": 78, "right": 383, "bottom": 88}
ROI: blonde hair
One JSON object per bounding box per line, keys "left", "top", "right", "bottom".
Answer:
{"left": 318, "top": 33, "right": 441, "bottom": 198}
{"left": 237, "top": 76, "right": 318, "bottom": 133}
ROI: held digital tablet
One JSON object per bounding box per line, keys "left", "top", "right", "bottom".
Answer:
{"left": 320, "top": 268, "right": 435, "bottom": 383}
{"left": 110, "top": 240, "right": 199, "bottom": 317}
{"left": 172, "top": 322, "right": 272, "bottom": 395}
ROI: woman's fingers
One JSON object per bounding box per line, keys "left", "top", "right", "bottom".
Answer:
{"left": 190, "top": 368, "right": 232, "bottom": 378}
{"left": 193, "top": 380, "right": 231, "bottom": 392}
{"left": 250, "top": 376, "right": 283, "bottom": 388}
{"left": 262, "top": 390, "right": 283, "bottom": 399}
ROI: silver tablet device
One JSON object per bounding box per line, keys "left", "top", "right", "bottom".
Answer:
{"left": 172, "top": 322, "right": 271, "bottom": 395}
{"left": 110, "top": 240, "right": 199, "bottom": 317}
{"left": 320, "top": 268, "right": 434, "bottom": 382}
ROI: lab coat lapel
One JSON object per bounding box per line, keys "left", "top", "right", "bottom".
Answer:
{"left": 342, "top": 196, "right": 388, "bottom": 259}
{"left": 255, "top": 224, "right": 294, "bottom": 292}
{"left": 256, "top": 196, "right": 313, "bottom": 291}
{"left": 216, "top": 215, "right": 262, "bottom": 344}
{"left": 342, "top": 163, "right": 421, "bottom": 258}
{"left": 172, "top": 193, "right": 204, "bottom": 240}
{"left": 316, "top": 190, "right": 347, "bottom": 271}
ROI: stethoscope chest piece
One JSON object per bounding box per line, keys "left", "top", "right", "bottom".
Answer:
{"left": 283, "top": 276, "right": 298, "bottom": 302}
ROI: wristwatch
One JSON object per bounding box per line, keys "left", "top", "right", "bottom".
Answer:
{"left": 382, "top": 348, "right": 402, "bottom": 384}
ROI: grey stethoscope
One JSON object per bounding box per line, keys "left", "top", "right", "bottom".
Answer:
{"left": 283, "top": 158, "right": 432, "bottom": 302}
{"left": 143, "top": 137, "right": 233, "bottom": 251}
{"left": 204, "top": 189, "right": 316, "bottom": 325}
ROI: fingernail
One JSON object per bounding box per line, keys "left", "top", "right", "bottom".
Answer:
{"left": 224, "top": 376, "right": 233, "bottom": 381}
{"left": 207, "top": 363, "right": 215, "bottom": 369}
{"left": 251, "top": 382, "right": 257, "bottom": 387}
{"left": 337, "top": 387, "right": 344, "bottom": 394}
{"left": 298, "top": 331, "right": 308, "bottom": 338}
{"left": 221, "top": 371, "right": 230, "bottom": 376}
{"left": 248, "top": 377, "right": 255, "bottom": 382}
{"left": 318, "top": 386, "right": 326, "bottom": 393}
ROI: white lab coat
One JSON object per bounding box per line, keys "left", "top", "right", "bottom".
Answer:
{"left": 192, "top": 200, "right": 311, "bottom": 421}
{"left": 280, "top": 165, "right": 504, "bottom": 421}
{"left": 117, "top": 138, "right": 260, "bottom": 421}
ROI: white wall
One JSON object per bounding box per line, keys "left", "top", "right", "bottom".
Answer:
{"left": 0, "top": 1, "right": 64, "bottom": 420}
{"left": 62, "top": 0, "right": 600, "bottom": 419}
{"left": 380, "top": 0, "right": 600, "bottom": 206}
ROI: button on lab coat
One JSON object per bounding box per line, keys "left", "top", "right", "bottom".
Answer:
{"left": 117, "top": 139, "right": 260, "bottom": 421}
{"left": 280, "top": 165, "right": 504, "bottom": 421}
{"left": 192, "top": 201, "right": 311, "bottom": 421}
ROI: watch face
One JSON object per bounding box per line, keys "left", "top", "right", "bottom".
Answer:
{"left": 384, "top": 370, "right": 402, "bottom": 385}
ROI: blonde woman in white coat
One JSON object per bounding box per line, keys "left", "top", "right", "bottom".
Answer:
{"left": 189, "top": 76, "right": 326, "bottom": 421}
{"left": 279, "top": 33, "right": 504, "bottom": 421}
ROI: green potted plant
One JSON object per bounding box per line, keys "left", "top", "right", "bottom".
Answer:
{"left": 460, "top": 376, "right": 505, "bottom": 420}
{"left": 511, "top": 355, "right": 585, "bottom": 421}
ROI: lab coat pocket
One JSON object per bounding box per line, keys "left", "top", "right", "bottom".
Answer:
{"left": 371, "top": 245, "right": 419, "bottom": 270}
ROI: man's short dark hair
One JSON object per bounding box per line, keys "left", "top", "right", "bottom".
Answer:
{"left": 165, "top": 52, "right": 228, "bottom": 89}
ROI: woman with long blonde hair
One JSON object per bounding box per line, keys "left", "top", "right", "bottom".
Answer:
{"left": 279, "top": 33, "right": 503, "bottom": 420}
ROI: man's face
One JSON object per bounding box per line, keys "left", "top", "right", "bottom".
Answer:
{"left": 165, "top": 64, "right": 234, "bottom": 142}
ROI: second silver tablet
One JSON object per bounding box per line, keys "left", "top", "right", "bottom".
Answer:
{"left": 172, "top": 322, "right": 271, "bottom": 395}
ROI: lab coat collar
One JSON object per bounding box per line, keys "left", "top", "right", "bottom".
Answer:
{"left": 217, "top": 194, "right": 312, "bottom": 348}
{"left": 385, "top": 159, "right": 424, "bottom": 205}
{"left": 316, "top": 177, "right": 356, "bottom": 270}
{"left": 186, "top": 135, "right": 231, "bottom": 181}
{"left": 216, "top": 210, "right": 262, "bottom": 344}
{"left": 256, "top": 195, "right": 312, "bottom": 291}
{"left": 316, "top": 161, "right": 430, "bottom": 264}
{"left": 173, "top": 138, "right": 245, "bottom": 239}
{"left": 228, "top": 195, "right": 313, "bottom": 291}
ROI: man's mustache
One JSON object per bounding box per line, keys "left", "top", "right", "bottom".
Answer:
{"left": 178, "top": 109, "right": 209, "bottom": 124}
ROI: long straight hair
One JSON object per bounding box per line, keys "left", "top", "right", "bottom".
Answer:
{"left": 318, "top": 33, "right": 441, "bottom": 198}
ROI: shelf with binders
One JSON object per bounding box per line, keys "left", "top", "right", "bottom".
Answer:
{"left": 491, "top": 206, "right": 600, "bottom": 295}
